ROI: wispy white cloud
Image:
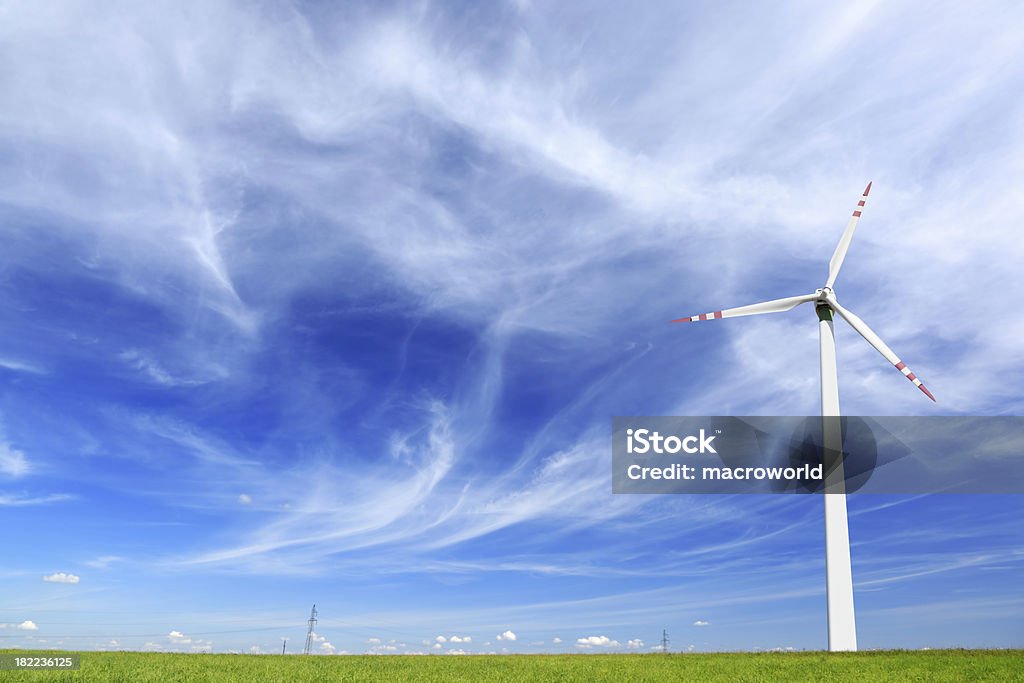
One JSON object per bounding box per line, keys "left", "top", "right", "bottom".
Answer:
{"left": 0, "top": 441, "right": 29, "bottom": 477}
{"left": 0, "top": 358, "right": 45, "bottom": 374}
{"left": 42, "top": 572, "right": 80, "bottom": 584}
{"left": 118, "top": 349, "right": 224, "bottom": 387}
{"left": 0, "top": 493, "right": 73, "bottom": 506}
{"left": 83, "top": 555, "right": 123, "bottom": 569}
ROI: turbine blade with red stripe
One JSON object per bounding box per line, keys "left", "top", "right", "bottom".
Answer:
{"left": 826, "top": 182, "right": 872, "bottom": 289}
{"left": 672, "top": 293, "right": 817, "bottom": 323}
{"left": 828, "top": 297, "right": 936, "bottom": 401}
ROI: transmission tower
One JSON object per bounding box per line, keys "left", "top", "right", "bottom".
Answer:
{"left": 303, "top": 604, "right": 318, "bottom": 655}
{"left": 281, "top": 638, "right": 287, "bottom": 655}
{"left": 661, "top": 629, "right": 670, "bottom": 653}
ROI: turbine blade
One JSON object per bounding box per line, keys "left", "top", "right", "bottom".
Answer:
{"left": 828, "top": 298, "right": 935, "bottom": 402}
{"left": 672, "top": 294, "right": 817, "bottom": 323}
{"left": 825, "top": 182, "right": 872, "bottom": 289}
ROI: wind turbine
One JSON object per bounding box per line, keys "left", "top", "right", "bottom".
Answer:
{"left": 671, "top": 182, "right": 934, "bottom": 652}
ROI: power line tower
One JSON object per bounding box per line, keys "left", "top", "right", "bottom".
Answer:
{"left": 303, "top": 604, "right": 318, "bottom": 655}
{"left": 281, "top": 638, "right": 287, "bottom": 655}
{"left": 661, "top": 629, "right": 670, "bottom": 653}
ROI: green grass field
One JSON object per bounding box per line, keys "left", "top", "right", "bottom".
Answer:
{"left": 2, "top": 650, "right": 1022, "bottom": 682}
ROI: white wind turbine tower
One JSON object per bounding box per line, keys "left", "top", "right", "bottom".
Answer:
{"left": 672, "top": 183, "right": 934, "bottom": 652}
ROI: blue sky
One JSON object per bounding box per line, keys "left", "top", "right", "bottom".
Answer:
{"left": 1, "top": 0, "right": 1022, "bottom": 655}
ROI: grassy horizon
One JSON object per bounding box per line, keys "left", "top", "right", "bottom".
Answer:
{"left": 2, "top": 649, "right": 1022, "bottom": 682}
